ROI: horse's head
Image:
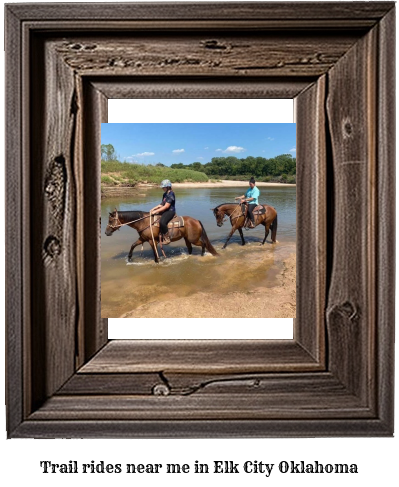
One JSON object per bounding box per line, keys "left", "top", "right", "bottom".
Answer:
{"left": 211, "top": 207, "right": 225, "bottom": 227}
{"left": 105, "top": 208, "right": 120, "bottom": 236}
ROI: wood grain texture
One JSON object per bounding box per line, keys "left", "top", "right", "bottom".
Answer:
{"left": 376, "top": 7, "right": 395, "bottom": 432}
{"left": 326, "top": 27, "right": 377, "bottom": 405}
{"left": 92, "top": 78, "right": 311, "bottom": 100}
{"left": 5, "top": 6, "right": 24, "bottom": 436}
{"left": 13, "top": 418, "right": 391, "bottom": 439}
{"left": 295, "top": 76, "right": 326, "bottom": 363}
{"left": 5, "top": 2, "right": 395, "bottom": 438}
{"left": 30, "top": 36, "right": 79, "bottom": 408}
{"left": 81, "top": 81, "right": 108, "bottom": 363}
{"left": 37, "top": 371, "right": 374, "bottom": 422}
{"left": 29, "top": 393, "right": 371, "bottom": 421}
{"left": 79, "top": 340, "right": 320, "bottom": 374}
{"left": 7, "top": 2, "right": 394, "bottom": 22}
{"left": 60, "top": 371, "right": 353, "bottom": 397}
{"left": 53, "top": 33, "right": 360, "bottom": 78}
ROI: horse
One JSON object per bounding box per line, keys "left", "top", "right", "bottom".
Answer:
{"left": 105, "top": 209, "right": 219, "bottom": 263}
{"left": 211, "top": 203, "right": 278, "bottom": 249}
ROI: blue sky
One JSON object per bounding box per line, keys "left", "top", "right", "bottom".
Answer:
{"left": 101, "top": 123, "right": 296, "bottom": 166}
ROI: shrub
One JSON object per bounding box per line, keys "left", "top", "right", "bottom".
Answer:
{"left": 101, "top": 160, "right": 209, "bottom": 184}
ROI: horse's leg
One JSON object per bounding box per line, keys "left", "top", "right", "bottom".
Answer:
{"left": 148, "top": 239, "right": 159, "bottom": 263}
{"left": 128, "top": 238, "right": 143, "bottom": 261}
{"left": 190, "top": 238, "right": 206, "bottom": 255}
{"left": 222, "top": 225, "right": 238, "bottom": 249}
{"left": 184, "top": 237, "right": 193, "bottom": 255}
{"left": 238, "top": 227, "right": 245, "bottom": 246}
{"left": 261, "top": 220, "right": 271, "bottom": 245}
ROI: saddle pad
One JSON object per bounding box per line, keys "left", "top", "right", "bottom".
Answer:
{"left": 153, "top": 215, "right": 184, "bottom": 228}
{"left": 253, "top": 205, "right": 266, "bottom": 215}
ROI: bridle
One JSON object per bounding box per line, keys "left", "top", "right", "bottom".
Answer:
{"left": 107, "top": 211, "right": 122, "bottom": 231}
{"left": 107, "top": 210, "right": 151, "bottom": 231}
{"left": 215, "top": 204, "right": 243, "bottom": 226}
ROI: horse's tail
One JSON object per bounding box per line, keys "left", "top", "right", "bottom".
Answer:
{"left": 271, "top": 212, "right": 278, "bottom": 243}
{"left": 199, "top": 221, "right": 219, "bottom": 256}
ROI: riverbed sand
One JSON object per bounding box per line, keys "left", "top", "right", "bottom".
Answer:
{"left": 101, "top": 180, "right": 295, "bottom": 198}
{"left": 120, "top": 253, "right": 296, "bottom": 319}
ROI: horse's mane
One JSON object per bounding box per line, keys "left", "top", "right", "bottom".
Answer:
{"left": 215, "top": 202, "right": 239, "bottom": 209}
{"left": 115, "top": 210, "right": 147, "bottom": 219}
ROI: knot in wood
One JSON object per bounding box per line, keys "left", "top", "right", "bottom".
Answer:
{"left": 201, "top": 40, "right": 227, "bottom": 50}
{"left": 152, "top": 383, "right": 170, "bottom": 396}
{"left": 83, "top": 44, "right": 97, "bottom": 51}
{"left": 44, "top": 236, "right": 61, "bottom": 258}
{"left": 45, "top": 181, "right": 56, "bottom": 196}
{"left": 343, "top": 119, "right": 353, "bottom": 138}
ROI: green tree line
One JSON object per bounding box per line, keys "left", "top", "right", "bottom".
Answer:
{"left": 101, "top": 144, "right": 296, "bottom": 184}
{"left": 171, "top": 154, "right": 296, "bottom": 182}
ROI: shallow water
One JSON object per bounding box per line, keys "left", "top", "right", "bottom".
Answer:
{"left": 101, "top": 186, "right": 296, "bottom": 317}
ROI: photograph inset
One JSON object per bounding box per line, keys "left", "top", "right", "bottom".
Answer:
{"left": 101, "top": 123, "right": 296, "bottom": 319}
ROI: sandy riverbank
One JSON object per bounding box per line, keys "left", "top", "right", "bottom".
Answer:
{"left": 102, "top": 180, "right": 295, "bottom": 197}
{"left": 120, "top": 253, "right": 296, "bottom": 319}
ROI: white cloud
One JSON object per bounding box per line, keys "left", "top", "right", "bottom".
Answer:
{"left": 223, "top": 146, "right": 246, "bottom": 153}
{"left": 172, "top": 149, "right": 185, "bottom": 154}
{"left": 216, "top": 149, "right": 223, "bottom": 152}
{"left": 267, "top": 137, "right": 275, "bottom": 141}
{"left": 289, "top": 147, "right": 296, "bottom": 153}
{"left": 204, "top": 147, "right": 209, "bottom": 149}
{"left": 125, "top": 156, "right": 138, "bottom": 162}
{"left": 135, "top": 152, "right": 155, "bottom": 156}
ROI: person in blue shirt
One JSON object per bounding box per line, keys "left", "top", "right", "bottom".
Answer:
{"left": 150, "top": 179, "right": 176, "bottom": 244}
{"left": 235, "top": 177, "right": 260, "bottom": 228}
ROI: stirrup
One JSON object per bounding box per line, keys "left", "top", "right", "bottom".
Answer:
{"left": 162, "top": 234, "right": 171, "bottom": 245}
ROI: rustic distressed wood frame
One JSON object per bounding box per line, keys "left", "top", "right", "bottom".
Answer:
{"left": 5, "top": 2, "right": 395, "bottom": 438}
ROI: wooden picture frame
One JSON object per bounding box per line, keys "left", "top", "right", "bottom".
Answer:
{"left": 5, "top": 2, "right": 395, "bottom": 438}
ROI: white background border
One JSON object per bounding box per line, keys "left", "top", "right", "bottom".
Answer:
{"left": 1, "top": 2, "right": 397, "bottom": 486}
{"left": 107, "top": 99, "right": 295, "bottom": 339}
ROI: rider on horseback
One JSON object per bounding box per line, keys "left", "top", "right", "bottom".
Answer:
{"left": 150, "top": 179, "right": 176, "bottom": 245}
{"left": 235, "top": 177, "right": 260, "bottom": 228}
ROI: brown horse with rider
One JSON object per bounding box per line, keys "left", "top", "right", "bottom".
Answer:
{"left": 211, "top": 202, "right": 277, "bottom": 249}
{"left": 105, "top": 209, "right": 218, "bottom": 263}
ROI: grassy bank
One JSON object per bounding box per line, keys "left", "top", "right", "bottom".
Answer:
{"left": 101, "top": 160, "right": 209, "bottom": 187}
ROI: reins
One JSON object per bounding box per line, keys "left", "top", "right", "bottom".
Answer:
{"left": 109, "top": 209, "right": 161, "bottom": 259}
{"left": 228, "top": 204, "right": 243, "bottom": 221}
{"left": 108, "top": 212, "right": 151, "bottom": 230}
{"left": 219, "top": 203, "right": 243, "bottom": 223}
{"left": 149, "top": 211, "right": 160, "bottom": 260}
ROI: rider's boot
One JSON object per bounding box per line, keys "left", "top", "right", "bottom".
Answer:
{"left": 162, "top": 233, "right": 171, "bottom": 245}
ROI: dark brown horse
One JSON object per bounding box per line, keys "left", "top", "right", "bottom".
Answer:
{"left": 105, "top": 209, "right": 219, "bottom": 263}
{"left": 211, "top": 203, "right": 278, "bottom": 249}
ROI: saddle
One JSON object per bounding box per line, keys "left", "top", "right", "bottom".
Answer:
{"left": 243, "top": 204, "right": 265, "bottom": 229}
{"left": 152, "top": 214, "right": 185, "bottom": 229}
{"left": 252, "top": 205, "right": 266, "bottom": 215}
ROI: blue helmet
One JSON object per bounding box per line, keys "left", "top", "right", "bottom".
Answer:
{"left": 160, "top": 179, "right": 172, "bottom": 188}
